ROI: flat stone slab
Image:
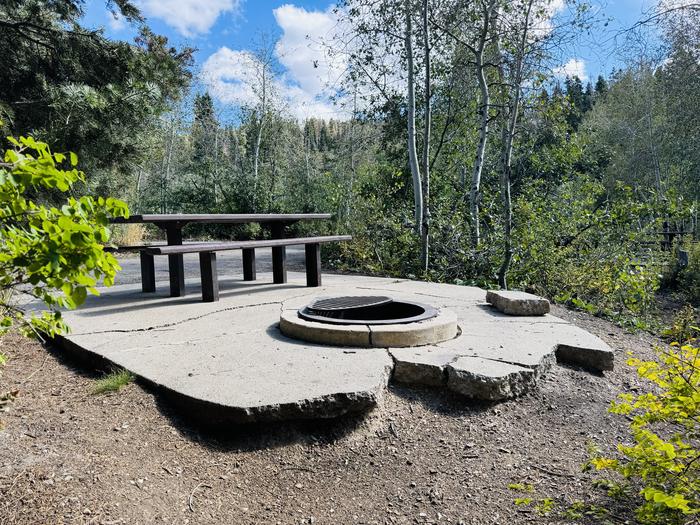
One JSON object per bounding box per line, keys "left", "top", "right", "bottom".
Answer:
{"left": 52, "top": 272, "right": 614, "bottom": 422}
{"left": 447, "top": 357, "right": 537, "bottom": 401}
{"left": 486, "top": 289, "right": 550, "bottom": 316}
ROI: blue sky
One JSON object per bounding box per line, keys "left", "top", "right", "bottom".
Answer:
{"left": 81, "top": 1, "right": 661, "bottom": 118}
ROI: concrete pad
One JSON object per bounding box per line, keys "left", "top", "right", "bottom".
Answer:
{"left": 486, "top": 290, "right": 550, "bottom": 315}
{"left": 342, "top": 279, "right": 487, "bottom": 304}
{"left": 53, "top": 271, "right": 616, "bottom": 421}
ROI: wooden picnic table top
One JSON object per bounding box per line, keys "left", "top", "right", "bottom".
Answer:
{"left": 112, "top": 213, "right": 332, "bottom": 225}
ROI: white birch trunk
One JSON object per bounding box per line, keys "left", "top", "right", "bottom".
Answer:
{"left": 420, "top": 0, "right": 431, "bottom": 272}
{"left": 496, "top": 0, "right": 533, "bottom": 289}
{"left": 405, "top": 0, "right": 424, "bottom": 236}
{"left": 469, "top": 0, "right": 497, "bottom": 248}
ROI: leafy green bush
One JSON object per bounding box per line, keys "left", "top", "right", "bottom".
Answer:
{"left": 512, "top": 312, "right": 699, "bottom": 524}
{"left": 678, "top": 243, "right": 700, "bottom": 306}
{"left": 587, "top": 338, "right": 700, "bottom": 523}
{"left": 0, "top": 129, "right": 129, "bottom": 338}
{"left": 510, "top": 176, "right": 665, "bottom": 325}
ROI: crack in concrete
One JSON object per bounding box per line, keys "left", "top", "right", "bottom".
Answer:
{"left": 71, "top": 300, "right": 283, "bottom": 335}
{"left": 279, "top": 290, "right": 320, "bottom": 309}
{"left": 431, "top": 340, "right": 555, "bottom": 371}
{"left": 351, "top": 284, "right": 480, "bottom": 303}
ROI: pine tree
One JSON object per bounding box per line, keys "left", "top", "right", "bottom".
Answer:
{"left": 594, "top": 75, "right": 609, "bottom": 97}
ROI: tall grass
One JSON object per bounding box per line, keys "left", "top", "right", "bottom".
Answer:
{"left": 109, "top": 223, "right": 146, "bottom": 246}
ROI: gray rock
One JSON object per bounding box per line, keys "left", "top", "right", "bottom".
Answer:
{"left": 549, "top": 323, "right": 615, "bottom": 371}
{"left": 446, "top": 357, "right": 536, "bottom": 400}
{"left": 556, "top": 343, "right": 614, "bottom": 371}
{"left": 486, "top": 290, "right": 550, "bottom": 316}
{"left": 389, "top": 348, "right": 454, "bottom": 386}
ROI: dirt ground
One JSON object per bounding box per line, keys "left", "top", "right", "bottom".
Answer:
{"left": 0, "top": 305, "right": 661, "bottom": 525}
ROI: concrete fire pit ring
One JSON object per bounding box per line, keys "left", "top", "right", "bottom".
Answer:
{"left": 279, "top": 306, "right": 459, "bottom": 348}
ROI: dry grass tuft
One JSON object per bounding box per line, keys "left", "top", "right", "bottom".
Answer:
{"left": 110, "top": 223, "right": 146, "bottom": 246}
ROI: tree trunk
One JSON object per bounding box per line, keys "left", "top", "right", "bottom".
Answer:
{"left": 469, "top": 0, "right": 497, "bottom": 249}
{"left": 346, "top": 90, "right": 358, "bottom": 224}
{"left": 162, "top": 120, "right": 175, "bottom": 213}
{"left": 404, "top": 0, "right": 424, "bottom": 238}
{"left": 496, "top": 0, "right": 533, "bottom": 289}
{"left": 497, "top": 122, "right": 514, "bottom": 289}
{"left": 252, "top": 69, "right": 267, "bottom": 212}
{"left": 420, "top": 0, "right": 431, "bottom": 273}
{"left": 252, "top": 116, "right": 263, "bottom": 211}
{"left": 135, "top": 167, "right": 142, "bottom": 213}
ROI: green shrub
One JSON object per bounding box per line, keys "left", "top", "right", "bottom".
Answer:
{"left": 588, "top": 338, "right": 700, "bottom": 523}
{"left": 513, "top": 310, "right": 700, "bottom": 524}
{"left": 510, "top": 176, "right": 665, "bottom": 325}
{"left": 0, "top": 127, "right": 129, "bottom": 338}
{"left": 678, "top": 243, "right": 700, "bottom": 306}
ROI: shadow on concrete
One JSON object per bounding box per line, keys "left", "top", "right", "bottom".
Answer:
{"left": 74, "top": 281, "right": 307, "bottom": 317}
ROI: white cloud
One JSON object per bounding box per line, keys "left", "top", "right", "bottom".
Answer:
{"left": 553, "top": 58, "right": 587, "bottom": 80}
{"left": 529, "top": 0, "right": 567, "bottom": 38}
{"left": 201, "top": 46, "right": 347, "bottom": 120}
{"left": 201, "top": 4, "right": 350, "bottom": 121}
{"left": 201, "top": 48, "right": 259, "bottom": 106}
{"left": 107, "top": 10, "right": 127, "bottom": 31}
{"left": 137, "top": 0, "right": 241, "bottom": 37}
{"left": 272, "top": 4, "right": 346, "bottom": 98}
{"left": 546, "top": 0, "right": 565, "bottom": 15}
{"left": 282, "top": 84, "right": 348, "bottom": 120}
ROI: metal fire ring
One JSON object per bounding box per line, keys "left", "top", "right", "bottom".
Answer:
{"left": 298, "top": 296, "right": 439, "bottom": 326}
{"left": 308, "top": 296, "right": 393, "bottom": 311}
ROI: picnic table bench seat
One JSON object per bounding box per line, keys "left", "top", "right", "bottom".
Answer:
{"left": 138, "top": 235, "right": 351, "bottom": 302}
{"left": 104, "top": 244, "right": 166, "bottom": 253}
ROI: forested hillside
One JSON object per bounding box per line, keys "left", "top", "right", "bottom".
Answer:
{"left": 2, "top": 0, "right": 699, "bottom": 325}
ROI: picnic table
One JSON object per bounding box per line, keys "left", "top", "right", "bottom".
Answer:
{"left": 111, "top": 213, "right": 349, "bottom": 300}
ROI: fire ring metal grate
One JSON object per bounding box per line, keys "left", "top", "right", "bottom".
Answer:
{"left": 280, "top": 295, "right": 459, "bottom": 348}
{"left": 298, "top": 296, "right": 439, "bottom": 326}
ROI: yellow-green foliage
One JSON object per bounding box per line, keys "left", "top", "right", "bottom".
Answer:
{"left": 513, "top": 313, "right": 699, "bottom": 523}
{"left": 589, "top": 338, "right": 700, "bottom": 523}
{"left": 91, "top": 369, "right": 134, "bottom": 395}
{"left": 0, "top": 127, "right": 129, "bottom": 337}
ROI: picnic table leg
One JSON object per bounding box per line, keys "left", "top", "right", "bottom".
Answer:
{"left": 165, "top": 224, "right": 186, "bottom": 297}
{"left": 242, "top": 248, "right": 256, "bottom": 281}
{"left": 140, "top": 252, "right": 156, "bottom": 293}
{"left": 271, "top": 223, "right": 287, "bottom": 284}
{"left": 305, "top": 243, "right": 321, "bottom": 287}
{"left": 199, "top": 252, "right": 219, "bottom": 302}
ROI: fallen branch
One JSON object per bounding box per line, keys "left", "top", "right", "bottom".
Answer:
{"left": 188, "top": 482, "right": 212, "bottom": 512}
{"left": 21, "top": 352, "right": 50, "bottom": 385}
